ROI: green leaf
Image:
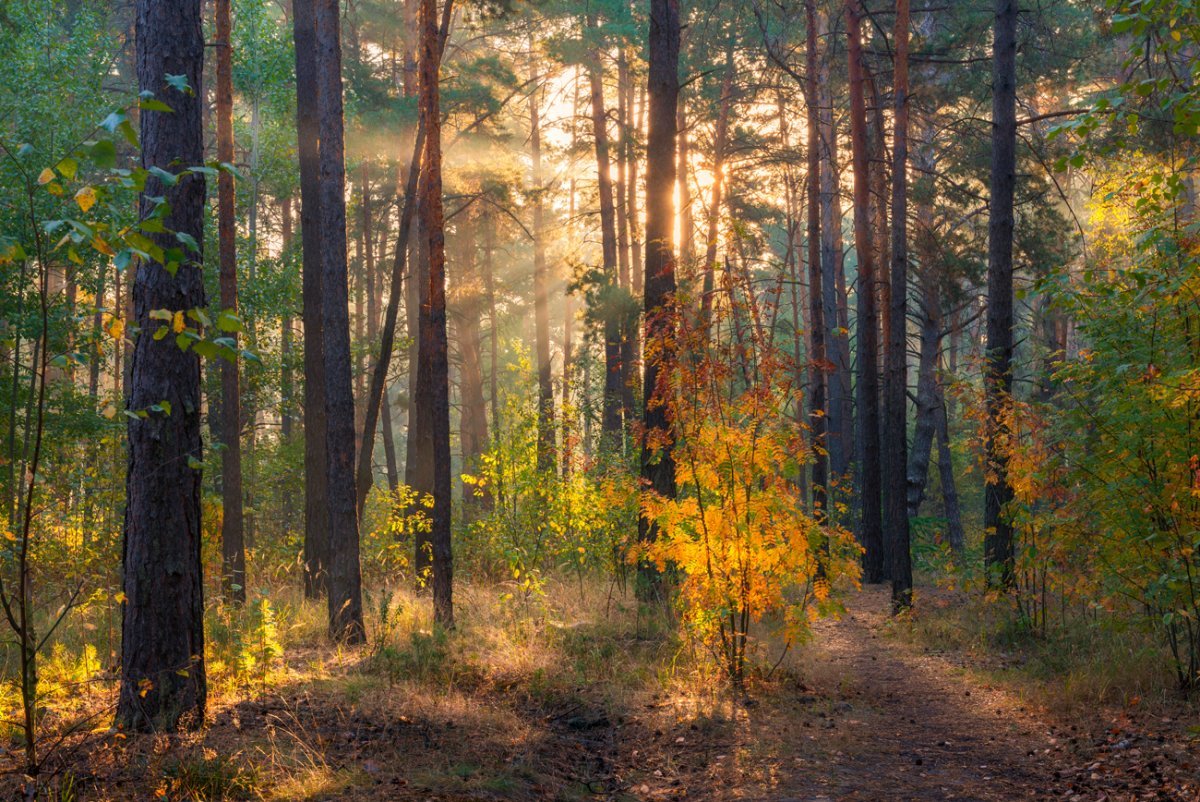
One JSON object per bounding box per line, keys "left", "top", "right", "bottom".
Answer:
{"left": 89, "top": 140, "right": 116, "bottom": 169}
{"left": 55, "top": 157, "right": 77, "bottom": 180}
{"left": 176, "top": 232, "right": 199, "bottom": 252}
{"left": 148, "top": 166, "right": 179, "bottom": 187}
{"left": 138, "top": 97, "right": 173, "bottom": 113}
{"left": 215, "top": 310, "right": 243, "bottom": 333}
{"left": 164, "top": 73, "right": 193, "bottom": 95}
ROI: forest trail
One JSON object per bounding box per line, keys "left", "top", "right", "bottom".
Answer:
{"left": 759, "top": 586, "right": 1058, "bottom": 801}
{"left": 718, "top": 585, "right": 1197, "bottom": 802}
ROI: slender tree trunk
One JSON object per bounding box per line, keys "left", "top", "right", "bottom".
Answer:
{"left": 934, "top": 381, "right": 965, "bottom": 553}
{"left": 677, "top": 103, "right": 694, "bottom": 268}
{"left": 294, "top": 0, "right": 329, "bottom": 600}
{"left": 985, "top": 0, "right": 1018, "bottom": 586}
{"left": 637, "top": 0, "right": 680, "bottom": 602}
{"left": 419, "top": 0, "right": 453, "bottom": 627}
{"left": 117, "top": 0, "right": 207, "bottom": 731}
{"left": 907, "top": 282, "right": 939, "bottom": 518}
{"left": 886, "top": 0, "right": 913, "bottom": 609}
{"left": 700, "top": 44, "right": 735, "bottom": 338}
{"left": 315, "top": 0, "right": 365, "bottom": 643}
{"left": 628, "top": 71, "right": 644, "bottom": 297}
{"left": 615, "top": 49, "right": 638, "bottom": 435}
{"left": 817, "top": 7, "right": 852, "bottom": 492}
{"left": 407, "top": 201, "right": 434, "bottom": 576}
{"left": 215, "top": 0, "right": 245, "bottom": 605}
{"left": 530, "top": 55, "right": 555, "bottom": 472}
{"left": 847, "top": 0, "right": 883, "bottom": 582}
{"left": 805, "top": 0, "right": 827, "bottom": 520}
{"left": 586, "top": 27, "right": 624, "bottom": 451}
{"left": 281, "top": 196, "right": 295, "bottom": 442}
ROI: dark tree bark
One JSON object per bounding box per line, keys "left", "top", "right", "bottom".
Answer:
{"left": 907, "top": 280, "right": 940, "bottom": 518}
{"left": 419, "top": 0, "right": 453, "bottom": 627}
{"left": 586, "top": 23, "right": 624, "bottom": 452}
{"left": 805, "top": 0, "right": 828, "bottom": 519}
{"left": 637, "top": 0, "right": 680, "bottom": 602}
{"left": 280, "top": 196, "right": 295, "bottom": 443}
{"left": 117, "top": 0, "right": 207, "bottom": 732}
{"left": 315, "top": 0, "right": 365, "bottom": 642}
{"left": 294, "top": 0, "right": 329, "bottom": 600}
{"left": 817, "top": 7, "right": 853, "bottom": 490}
{"left": 886, "top": 0, "right": 913, "bottom": 609}
{"left": 985, "top": 0, "right": 1018, "bottom": 586}
{"left": 215, "top": 0, "right": 245, "bottom": 606}
{"left": 934, "top": 382, "right": 966, "bottom": 553}
{"left": 846, "top": 0, "right": 883, "bottom": 583}
{"left": 407, "top": 203, "right": 434, "bottom": 577}
{"left": 530, "top": 58, "right": 555, "bottom": 473}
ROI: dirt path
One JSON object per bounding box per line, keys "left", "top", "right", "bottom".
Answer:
{"left": 702, "top": 585, "right": 1195, "bottom": 802}
{"left": 762, "top": 585, "right": 1059, "bottom": 801}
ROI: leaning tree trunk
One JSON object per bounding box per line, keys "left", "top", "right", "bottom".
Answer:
{"left": 118, "top": 0, "right": 207, "bottom": 732}
{"left": 419, "top": 0, "right": 453, "bottom": 627}
{"left": 636, "top": 0, "right": 680, "bottom": 603}
{"left": 294, "top": 0, "right": 329, "bottom": 601}
{"left": 985, "top": 0, "right": 1018, "bottom": 586}
{"left": 215, "top": 0, "right": 245, "bottom": 605}
{"left": 846, "top": 0, "right": 883, "bottom": 583}
{"left": 315, "top": 0, "right": 365, "bottom": 643}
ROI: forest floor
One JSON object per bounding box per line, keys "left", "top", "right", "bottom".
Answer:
{"left": 18, "top": 583, "right": 1200, "bottom": 801}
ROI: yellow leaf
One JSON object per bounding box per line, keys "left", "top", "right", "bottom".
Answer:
{"left": 172, "top": 310, "right": 185, "bottom": 333}
{"left": 37, "top": 168, "right": 55, "bottom": 185}
{"left": 107, "top": 317, "right": 125, "bottom": 340}
{"left": 101, "top": 404, "right": 117, "bottom": 420}
{"left": 75, "top": 185, "right": 97, "bottom": 213}
{"left": 92, "top": 236, "right": 115, "bottom": 256}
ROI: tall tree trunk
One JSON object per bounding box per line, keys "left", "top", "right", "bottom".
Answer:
{"left": 817, "top": 6, "right": 852, "bottom": 493}
{"left": 907, "top": 279, "right": 940, "bottom": 518}
{"left": 700, "top": 44, "right": 735, "bottom": 338}
{"left": 118, "top": 0, "right": 207, "bottom": 731}
{"left": 530, "top": 55, "right": 555, "bottom": 472}
{"left": 586, "top": 26, "right": 624, "bottom": 452}
{"left": 805, "top": 0, "right": 827, "bottom": 520}
{"left": 637, "top": 0, "right": 680, "bottom": 602}
{"left": 985, "top": 0, "right": 1018, "bottom": 586}
{"left": 419, "top": 0, "right": 453, "bottom": 627}
{"left": 407, "top": 202, "right": 434, "bottom": 576}
{"left": 846, "top": 0, "right": 883, "bottom": 582}
{"left": 294, "top": 0, "right": 329, "bottom": 600}
{"left": 934, "top": 381, "right": 966, "bottom": 553}
{"left": 215, "top": 0, "right": 245, "bottom": 605}
{"left": 280, "top": 196, "right": 295, "bottom": 442}
{"left": 615, "top": 48, "right": 638, "bottom": 435}
{"left": 315, "top": 0, "right": 365, "bottom": 642}
{"left": 885, "top": 0, "right": 913, "bottom": 609}
{"left": 677, "top": 103, "right": 694, "bottom": 268}
{"left": 628, "top": 70, "right": 644, "bottom": 296}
